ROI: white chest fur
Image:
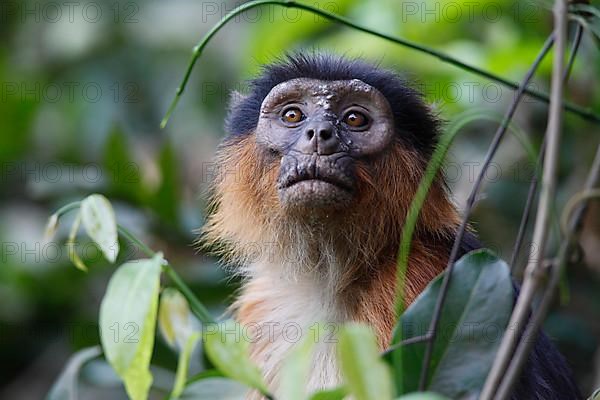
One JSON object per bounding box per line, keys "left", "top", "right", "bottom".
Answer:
{"left": 238, "top": 260, "right": 352, "bottom": 397}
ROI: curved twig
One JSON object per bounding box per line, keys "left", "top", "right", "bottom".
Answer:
{"left": 509, "top": 21, "right": 584, "bottom": 274}
{"left": 160, "top": 0, "right": 600, "bottom": 128}
{"left": 480, "top": 1, "right": 569, "bottom": 398}
{"left": 494, "top": 143, "right": 600, "bottom": 399}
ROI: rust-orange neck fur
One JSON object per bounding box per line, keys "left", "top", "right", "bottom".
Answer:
{"left": 201, "top": 134, "right": 461, "bottom": 396}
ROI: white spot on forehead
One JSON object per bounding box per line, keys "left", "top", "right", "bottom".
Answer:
{"left": 348, "top": 79, "right": 373, "bottom": 92}
{"left": 312, "top": 84, "right": 332, "bottom": 99}
{"left": 315, "top": 96, "right": 332, "bottom": 111}
{"left": 312, "top": 80, "right": 374, "bottom": 99}
{"left": 312, "top": 85, "right": 336, "bottom": 111}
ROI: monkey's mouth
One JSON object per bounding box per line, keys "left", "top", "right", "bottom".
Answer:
{"left": 282, "top": 174, "right": 353, "bottom": 192}
{"left": 277, "top": 159, "right": 355, "bottom": 209}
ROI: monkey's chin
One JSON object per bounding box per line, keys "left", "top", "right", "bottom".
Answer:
{"left": 278, "top": 180, "right": 354, "bottom": 211}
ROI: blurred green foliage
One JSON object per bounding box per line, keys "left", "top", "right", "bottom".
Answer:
{"left": 1, "top": 0, "right": 600, "bottom": 397}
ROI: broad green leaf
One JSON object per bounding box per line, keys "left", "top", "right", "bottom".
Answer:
{"left": 170, "top": 332, "right": 201, "bottom": 400}
{"left": 180, "top": 377, "right": 247, "bottom": 399}
{"left": 309, "top": 387, "right": 348, "bottom": 400}
{"left": 396, "top": 392, "right": 451, "bottom": 400}
{"left": 338, "top": 323, "right": 394, "bottom": 400}
{"left": 158, "top": 288, "right": 195, "bottom": 351}
{"left": 391, "top": 249, "right": 513, "bottom": 398}
{"left": 280, "top": 337, "right": 316, "bottom": 400}
{"left": 99, "top": 253, "right": 164, "bottom": 400}
{"left": 81, "top": 194, "right": 119, "bottom": 263}
{"left": 46, "top": 346, "right": 101, "bottom": 400}
{"left": 203, "top": 320, "right": 268, "bottom": 395}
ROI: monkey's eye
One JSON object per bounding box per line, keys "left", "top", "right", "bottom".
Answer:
{"left": 281, "top": 107, "right": 305, "bottom": 124}
{"left": 343, "top": 111, "right": 369, "bottom": 128}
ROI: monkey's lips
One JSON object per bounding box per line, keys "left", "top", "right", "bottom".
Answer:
{"left": 277, "top": 161, "right": 355, "bottom": 209}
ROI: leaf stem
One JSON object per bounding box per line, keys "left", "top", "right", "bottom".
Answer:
{"left": 53, "top": 201, "right": 82, "bottom": 218}
{"left": 163, "top": 266, "right": 215, "bottom": 325}
{"left": 116, "top": 224, "right": 155, "bottom": 257}
{"left": 116, "top": 224, "right": 215, "bottom": 325}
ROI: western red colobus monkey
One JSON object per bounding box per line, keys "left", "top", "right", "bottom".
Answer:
{"left": 201, "top": 53, "right": 581, "bottom": 399}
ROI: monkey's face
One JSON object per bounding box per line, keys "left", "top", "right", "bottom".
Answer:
{"left": 255, "top": 78, "right": 395, "bottom": 211}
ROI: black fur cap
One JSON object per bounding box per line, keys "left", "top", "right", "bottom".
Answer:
{"left": 225, "top": 52, "right": 441, "bottom": 156}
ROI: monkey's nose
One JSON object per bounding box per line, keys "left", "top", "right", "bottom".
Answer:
{"left": 300, "top": 121, "right": 339, "bottom": 155}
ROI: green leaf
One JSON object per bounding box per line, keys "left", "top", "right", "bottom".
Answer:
{"left": 66, "top": 212, "right": 88, "bottom": 272}
{"left": 180, "top": 377, "right": 247, "bottom": 399}
{"left": 396, "top": 392, "right": 451, "bottom": 400}
{"left": 203, "top": 320, "right": 269, "bottom": 395}
{"left": 309, "top": 387, "right": 348, "bottom": 400}
{"left": 158, "top": 288, "right": 195, "bottom": 351}
{"left": 170, "top": 332, "right": 201, "bottom": 400}
{"left": 99, "top": 253, "right": 164, "bottom": 400}
{"left": 46, "top": 346, "right": 102, "bottom": 400}
{"left": 81, "top": 194, "right": 119, "bottom": 263}
{"left": 280, "top": 337, "right": 316, "bottom": 400}
{"left": 338, "top": 323, "right": 394, "bottom": 400}
{"left": 391, "top": 249, "right": 513, "bottom": 398}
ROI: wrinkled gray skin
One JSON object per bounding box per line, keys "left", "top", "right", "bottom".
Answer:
{"left": 255, "top": 78, "right": 395, "bottom": 210}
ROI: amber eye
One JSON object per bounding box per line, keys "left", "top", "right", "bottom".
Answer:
{"left": 282, "top": 107, "right": 304, "bottom": 124}
{"left": 343, "top": 111, "right": 369, "bottom": 128}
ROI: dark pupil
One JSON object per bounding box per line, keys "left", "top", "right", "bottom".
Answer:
{"left": 348, "top": 113, "right": 363, "bottom": 125}
{"left": 287, "top": 110, "right": 298, "bottom": 120}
